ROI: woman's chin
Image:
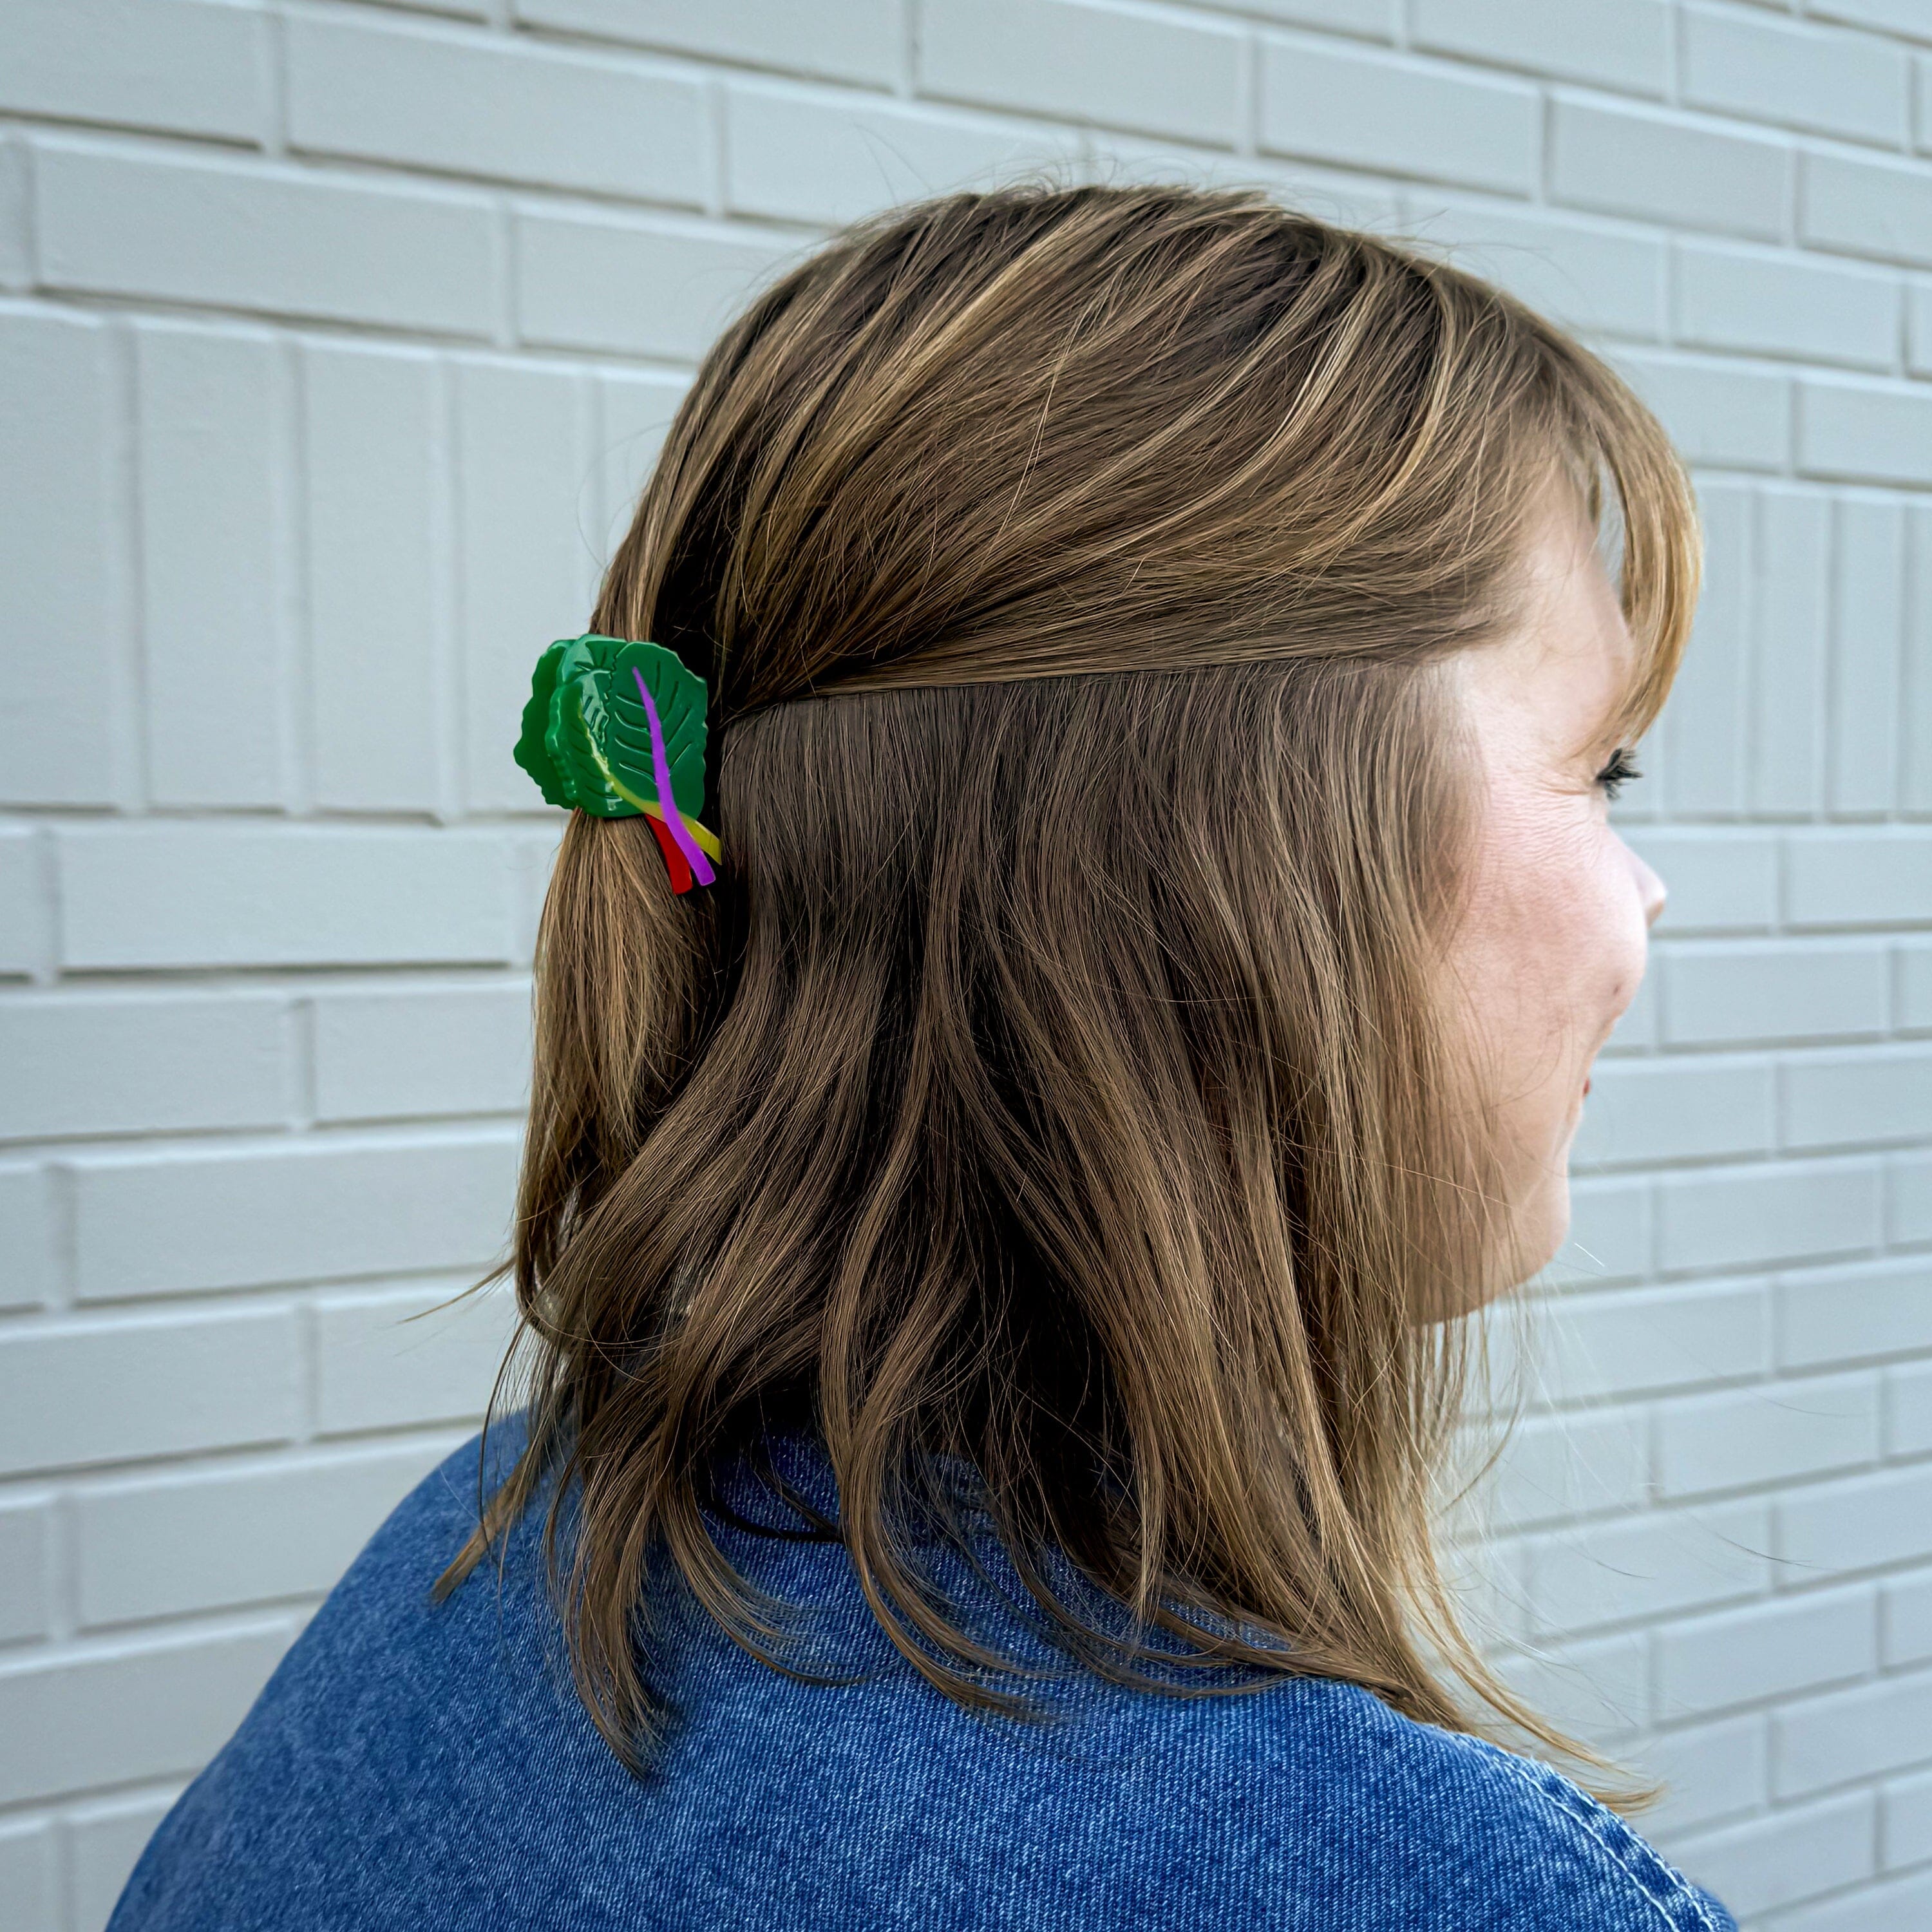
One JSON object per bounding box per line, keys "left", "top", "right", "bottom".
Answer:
{"left": 1533, "top": 1173, "right": 1573, "bottom": 1274}
{"left": 1497, "top": 1173, "right": 1573, "bottom": 1298}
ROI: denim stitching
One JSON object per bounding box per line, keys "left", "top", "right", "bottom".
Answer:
{"left": 1470, "top": 1739, "right": 1725, "bottom": 1932}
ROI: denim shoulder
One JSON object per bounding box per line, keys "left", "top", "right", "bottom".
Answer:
{"left": 1422, "top": 1723, "right": 1739, "bottom": 1931}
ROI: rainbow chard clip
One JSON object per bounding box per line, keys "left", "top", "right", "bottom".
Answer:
{"left": 513, "top": 634, "right": 719, "bottom": 893}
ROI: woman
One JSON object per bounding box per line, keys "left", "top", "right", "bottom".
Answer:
{"left": 110, "top": 185, "right": 1725, "bottom": 1929}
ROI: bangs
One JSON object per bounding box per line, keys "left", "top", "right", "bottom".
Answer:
{"left": 1544, "top": 343, "right": 1702, "bottom": 747}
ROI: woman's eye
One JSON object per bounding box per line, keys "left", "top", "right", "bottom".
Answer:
{"left": 1595, "top": 747, "right": 1642, "bottom": 800}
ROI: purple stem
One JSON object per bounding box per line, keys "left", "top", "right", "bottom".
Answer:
{"left": 632, "top": 666, "right": 715, "bottom": 887}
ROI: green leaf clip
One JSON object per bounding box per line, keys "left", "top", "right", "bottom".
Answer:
{"left": 513, "top": 634, "right": 719, "bottom": 888}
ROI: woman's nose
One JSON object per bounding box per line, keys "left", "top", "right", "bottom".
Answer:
{"left": 1627, "top": 844, "right": 1667, "bottom": 930}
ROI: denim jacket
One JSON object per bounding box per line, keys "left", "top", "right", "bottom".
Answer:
{"left": 110, "top": 1424, "right": 1736, "bottom": 1931}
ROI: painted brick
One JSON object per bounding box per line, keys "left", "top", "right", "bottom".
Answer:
{"left": 1232, "top": 0, "right": 1393, "bottom": 32}
{"left": 1412, "top": 202, "right": 1665, "bottom": 339}
{"left": 726, "top": 86, "right": 1078, "bottom": 229}
{"left": 0, "top": 309, "right": 118, "bottom": 807}
{"left": 313, "top": 1278, "right": 519, "bottom": 1435}
{"left": 1608, "top": 351, "right": 1790, "bottom": 471}
{"left": 310, "top": 982, "right": 531, "bottom": 1122}
{"left": 133, "top": 320, "right": 287, "bottom": 808}
{"left": 287, "top": 14, "right": 708, "bottom": 208}
{"left": 0, "top": 135, "right": 27, "bottom": 292}
{"left": 1894, "top": 1151, "right": 1932, "bottom": 1244}
{"left": 1832, "top": 497, "right": 1906, "bottom": 814}
{"left": 1479, "top": 1407, "right": 1648, "bottom": 1533}
{"left": 67, "top": 1129, "right": 518, "bottom": 1300}
{"left": 1779, "top": 1464, "right": 1932, "bottom": 1577}
{"left": 1912, "top": 282, "right": 1932, "bottom": 375}
{"left": 1670, "top": 1790, "right": 1876, "bottom": 1917}
{"left": 0, "top": 827, "right": 51, "bottom": 977}
{"left": 922, "top": 0, "right": 1242, "bottom": 149}
{"left": 1663, "top": 941, "right": 1889, "bottom": 1047}
{"left": 513, "top": 0, "right": 900, "bottom": 90}
{"left": 0, "top": 1499, "right": 53, "bottom": 1644}
{"left": 73, "top": 1441, "right": 453, "bottom": 1625}
{"left": 1810, "top": 2, "right": 1932, "bottom": 46}
{"left": 1659, "top": 1159, "right": 1882, "bottom": 1273}
{"left": 0, "top": 1620, "right": 294, "bottom": 1806}
{"left": 596, "top": 370, "right": 688, "bottom": 557}
{"left": 1801, "top": 376, "right": 1932, "bottom": 485}
{"left": 1882, "top": 1766, "right": 1932, "bottom": 1872}
{"left": 1886, "top": 1571, "right": 1932, "bottom": 1667}
{"left": 33, "top": 139, "right": 497, "bottom": 336}
{"left": 591, "top": 369, "right": 692, "bottom": 564}
{"left": 1674, "top": 242, "right": 1899, "bottom": 371}
{"left": 1786, "top": 830, "right": 1932, "bottom": 927}
{"left": 1683, "top": 7, "right": 1909, "bottom": 146}
{"left": 67, "top": 1788, "right": 180, "bottom": 1932}
{"left": 56, "top": 826, "right": 514, "bottom": 971}
{"left": 1755, "top": 488, "right": 1835, "bottom": 815}
{"left": 1654, "top": 1372, "right": 1880, "bottom": 1499}
{"left": 1783, "top": 1044, "right": 1932, "bottom": 1150}
{"left": 0, "top": 1821, "right": 55, "bottom": 1932}
{"left": 1550, "top": 98, "right": 1791, "bottom": 240}
{"left": 1638, "top": 1714, "right": 1767, "bottom": 1837}
{"left": 1411, "top": 0, "right": 1666, "bottom": 95}
{"left": 1571, "top": 1056, "right": 1776, "bottom": 1168}
{"left": 0, "top": 1162, "right": 57, "bottom": 1311}
{"left": 1779, "top": 1255, "right": 1932, "bottom": 1369}
{"left": 1804, "top": 150, "right": 1932, "bottom": 267}
{"left": 1909, "top": 506, "right": 1932, "bottom": 813}
{"left": 0, "top": 1307, "right": 299, "bottom": 1477}
{"left": 1655, "top": 480, "right": 1751, "bottom": 816}
{"left": 1655, "top": 1586, "right": 1878, "bottom": 1719}
{"left": 455, "top": 359, "right": 596, "bottom": 815}
{"left": 1535, "top": 1279, "right": 1770, "bottom": 1399}
{"left": 1887, "top": 1359, "right": 1932, "bottom": 1455}
{"left": 303, "top": 341, "right": 443, "bottom": 814}
{"left": 1620, "top": 829, "right": 1780, "bottom": 936}
{"left": 1260, "top": 41, "right": 1537, "bottom": 195}
{"left": 0, "top": 993, "right": 290, "bottom": 1141}
{"left": 1524, "top": 1499, "right": 1768, "bottom": 1636}
{"left": 1491, "top": 1627, "right": 1651, "bottom": 1739}
{"left": 1903, "top": 941, "right": 1932, "bottom": 1028}
{"left": 1774, "top": 1670, "right": 1932, "bottom": 1795}
{"left": 0, "top": 0, "right": 267, "bottom": 144}
{"left": 1770, "top": 1865, "right": 1932, "bottom": 1932}
{"left": 1100, "top": 146, "right": 1405, "bottom": 231}
{"left": 516, "top": 210, "right": 790, "bottom": 361}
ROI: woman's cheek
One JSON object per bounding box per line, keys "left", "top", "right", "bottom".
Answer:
{"left": 1591, "top": 837, "right": 1654, "bottom": 1035}
{"left": 1520, "top": 820, "right": 1639, "bottom": 1078}
{"left": 1520, "top": 815, "right": 1607, "bottom": 985}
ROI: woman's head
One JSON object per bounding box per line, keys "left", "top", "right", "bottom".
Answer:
{"left": 454, "top": 184, "right": 1699, "bottom": 1799}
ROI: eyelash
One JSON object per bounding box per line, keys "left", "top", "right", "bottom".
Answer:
{"left": 1596, "top": 747, "right": 1642, "bottom": 800}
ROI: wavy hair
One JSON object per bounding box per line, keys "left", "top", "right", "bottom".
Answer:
{"left": 439, "top": 184, "right": 1699, "bottom": 1806}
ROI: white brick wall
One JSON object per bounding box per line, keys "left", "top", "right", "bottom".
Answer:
{"left": 0, "top": 3, "right": 1927, "bottom": 1926}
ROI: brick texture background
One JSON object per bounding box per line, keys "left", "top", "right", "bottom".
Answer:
{"left": 1, "top": 1, "right": 1929, "bottom": 1926}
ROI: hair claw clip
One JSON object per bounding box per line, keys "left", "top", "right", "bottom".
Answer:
{"left": 513, "top": 634, "right": 719, "bottom": 893}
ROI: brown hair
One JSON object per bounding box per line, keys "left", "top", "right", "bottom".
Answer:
{"left": 440, "top": 184, "right": 1700, "bottom": 1806}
